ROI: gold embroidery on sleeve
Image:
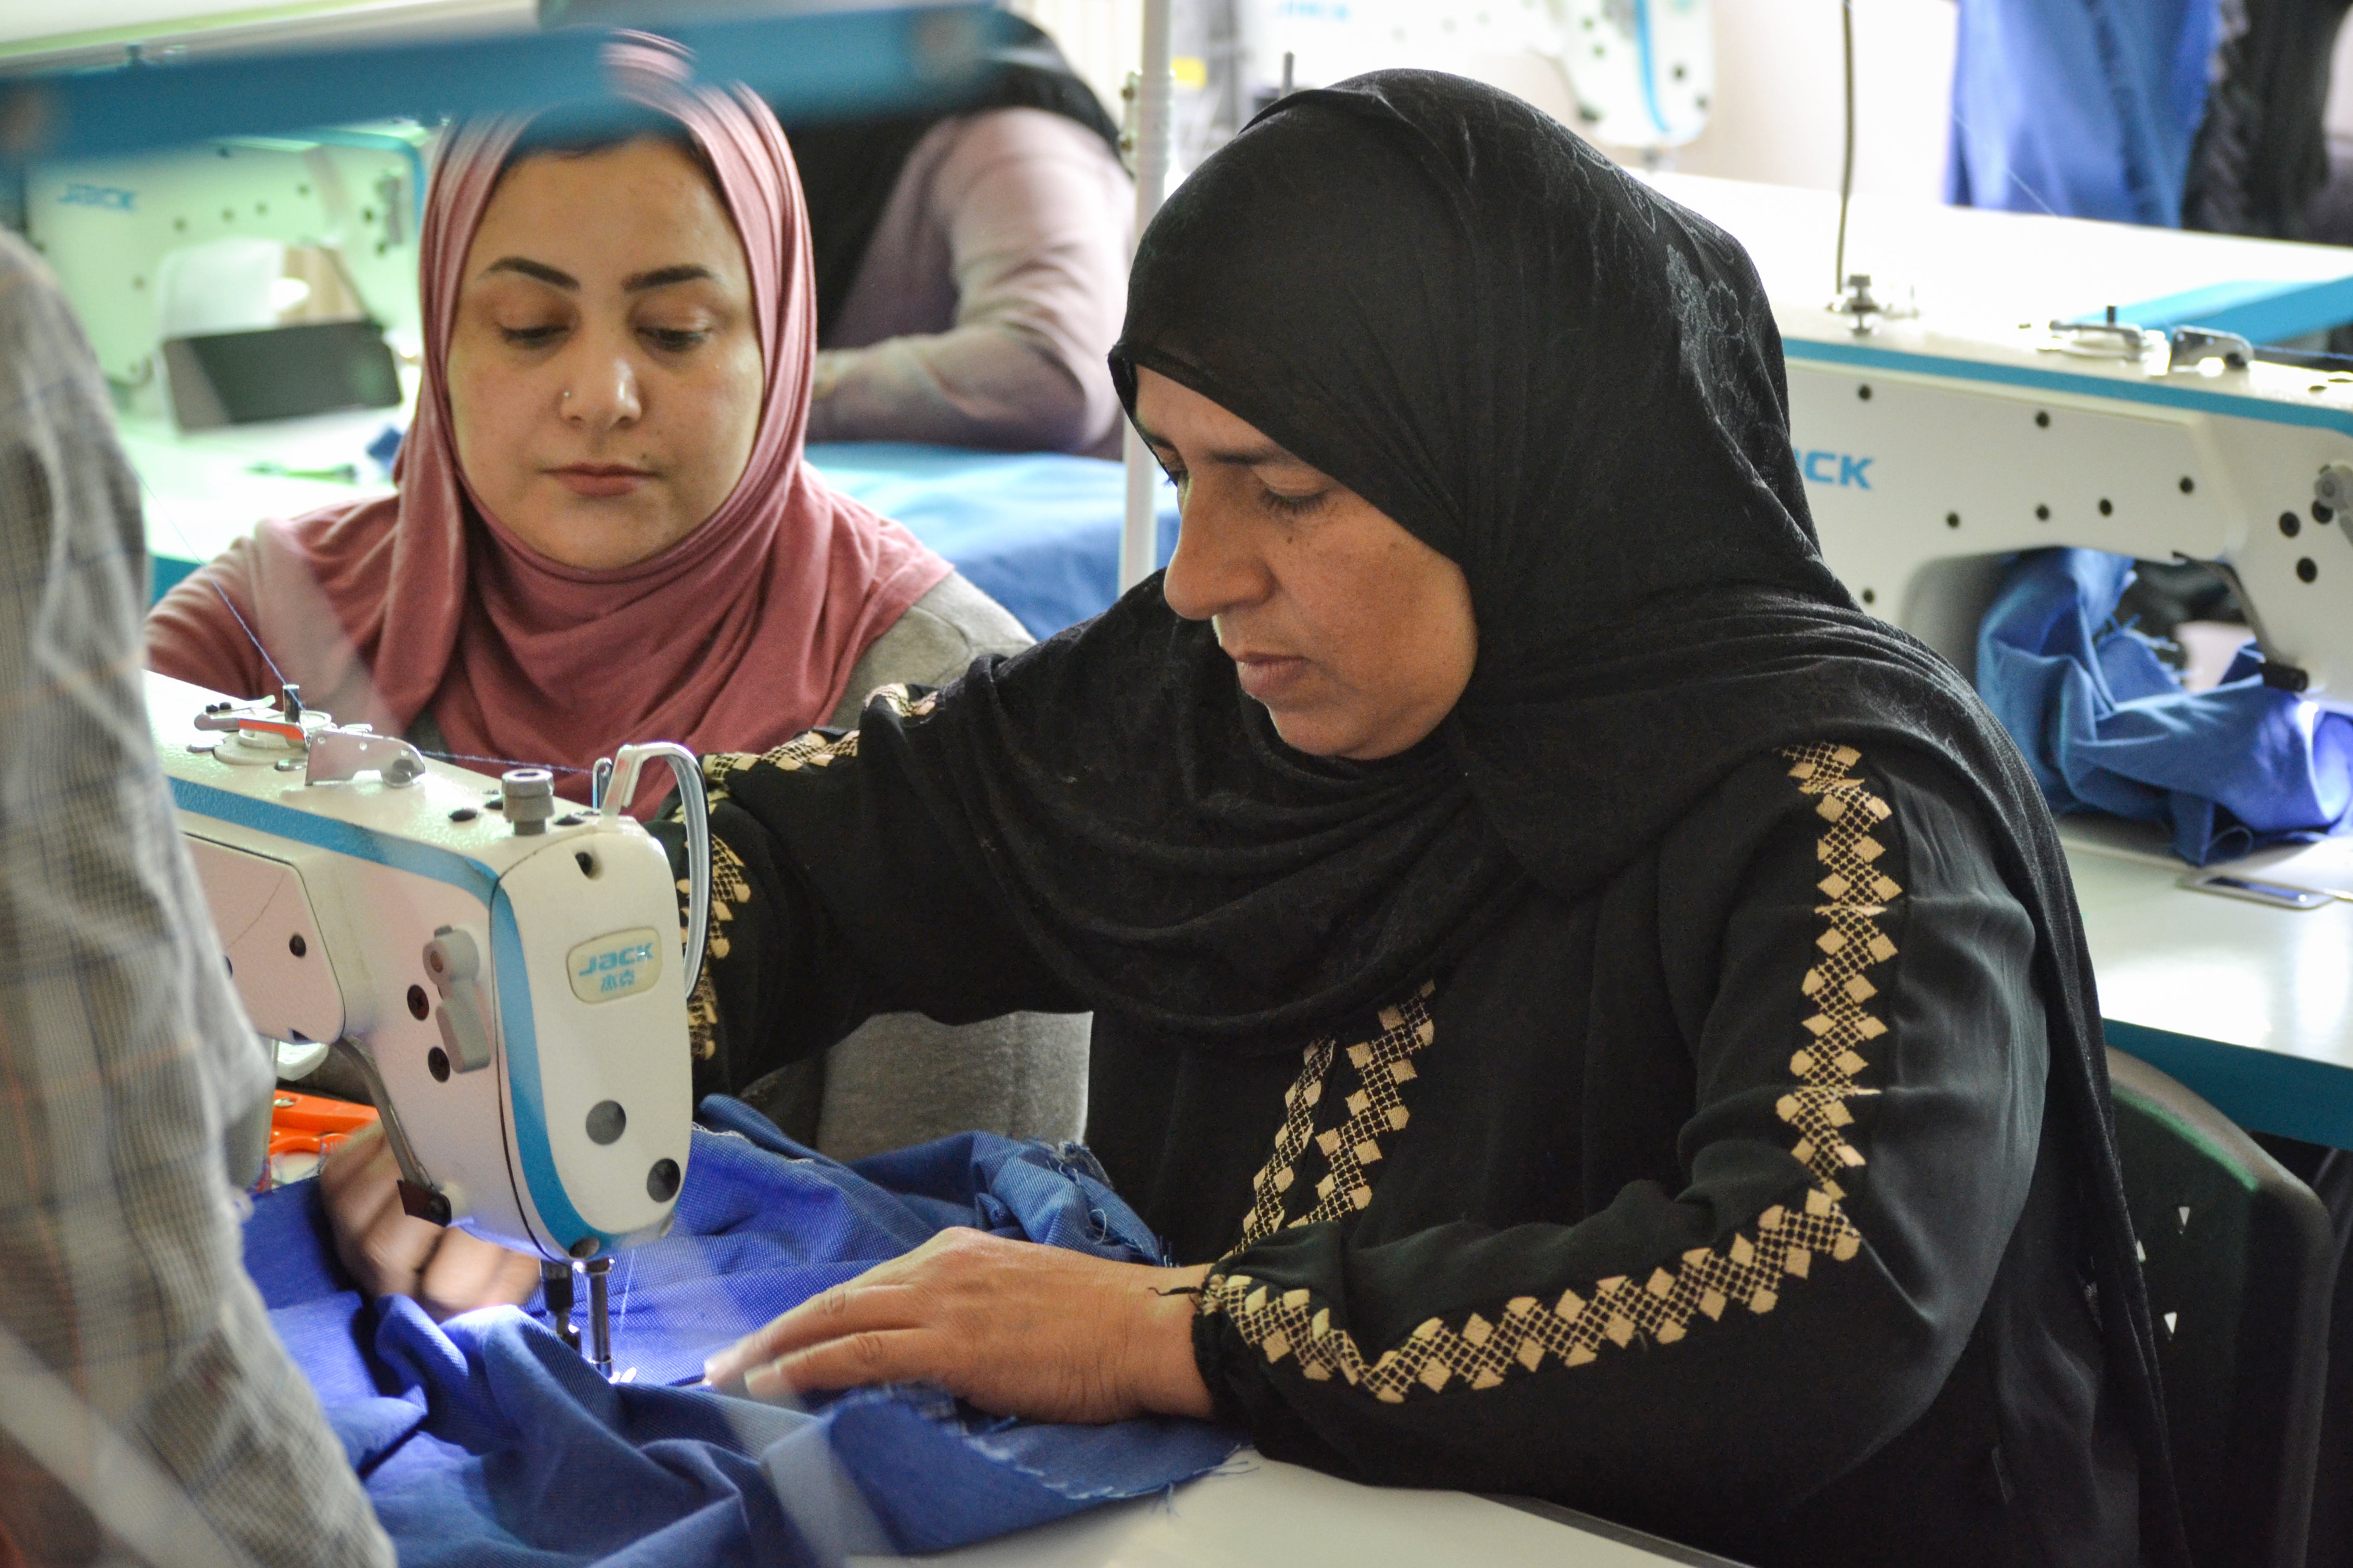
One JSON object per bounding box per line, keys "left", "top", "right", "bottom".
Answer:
{"left": 685, "top": 963, "right": 722, "bottom": 1062}
{"left": 1237, "top": 983, "right": 1436, "bottom": 1250}
{"left": 1201, "top": 743, "right": 1900, "bottom": 1400}
{"left": 676, "top": 838, "right": 751, "bottom": 1061}
{"left": 1779, "top": 741, "right": 1901, "bottom": 1200}
{"left": 1240, "top": 1039, "right": 1335, "bottom": 1248}
{"left": 684, "top": 687, "right": 939, "bottom": 1062}
{"left": 1204, "top": 1186, "right": 1863, "bottom": 1402}
{"left": 703, "top": 685, "right": 941, "bottom": 795}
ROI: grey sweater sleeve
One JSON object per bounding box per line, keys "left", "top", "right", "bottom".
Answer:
{"left": 827, "top": 570, "right": 1032, "bottom": 728}
{"left": 756, "top": 572, "right": 1088, "bottom": 1161}
{"left": 0, "top": 235, "right": 391, "bottom": 1568}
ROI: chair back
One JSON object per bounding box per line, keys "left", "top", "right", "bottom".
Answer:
{"left": 2109, "top": 1048, "right": 2335, "bottom": 1568}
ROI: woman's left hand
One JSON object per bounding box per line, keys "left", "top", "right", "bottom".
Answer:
{"left": 701, "top": 1228, "right": 1215, "bottom": 1423}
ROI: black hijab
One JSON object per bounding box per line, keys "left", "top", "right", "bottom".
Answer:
{"left": 881, "top": 71, "right": 2186, "bottom": 1561}
{"left": 778, "top": 18, "right": 1124, "bottom": 332}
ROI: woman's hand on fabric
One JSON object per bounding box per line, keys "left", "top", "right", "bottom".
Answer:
{"left": 702, "top": 1228, "right": 1215, "bottom": 1423}
{"left": 318, "top": 1122, "right": 543, "bottom": 1319}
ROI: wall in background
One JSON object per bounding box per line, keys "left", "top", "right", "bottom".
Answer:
{"left": 1619, "top": 0, "right": 1956, "bottom": 198}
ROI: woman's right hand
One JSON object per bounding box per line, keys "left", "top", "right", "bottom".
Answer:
{"left": 318, "top": 1122, "right": 542, "bottom": 1319}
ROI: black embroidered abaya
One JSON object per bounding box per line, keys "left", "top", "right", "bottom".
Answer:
{"left": 664, "top": 71, "right": 2185, "bottom": 1568}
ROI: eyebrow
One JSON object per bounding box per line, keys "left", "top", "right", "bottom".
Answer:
{"left": 478, "top": 258, "right": 717, "bottom": 293}
{"left": 482, "top": 256, "right": 576, "bottom": 289}
{"left": 623, "top": 263, "right": 716, "bottom": 292}
{"left": 1132, "top": 417, "right": 1307, "bottom": 469}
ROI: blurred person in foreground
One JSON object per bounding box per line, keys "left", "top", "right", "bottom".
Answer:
{"left": 0, "top": 230, "right": 389, "bottom": 1568}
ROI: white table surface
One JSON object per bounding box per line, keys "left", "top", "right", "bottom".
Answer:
{"left": 1651, "top": 172, "right": 2353, "bottom": 337}
{"left": 851, "top": 1454, "right": 1736, "bottom": 1568}
{"left": 117, "top": 405, "right": 403, "bottom": 571}
{"left": 2062, "top": 820, "right": 2353, "bottom": 1148}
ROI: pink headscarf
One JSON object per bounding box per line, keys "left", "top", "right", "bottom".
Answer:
{"left": 147, "top": 35, "right": 950, "bottom": 807}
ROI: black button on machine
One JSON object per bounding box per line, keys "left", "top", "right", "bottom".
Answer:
{"left": 646, "top": 1159, "right": 682, "bottom": 1202}
{"left": 586, "top": 1100, "right": 627, "bottom": 1145}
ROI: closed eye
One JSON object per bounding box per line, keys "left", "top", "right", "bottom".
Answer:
{"left": 499, "top": 324, "right": 565, "bottom": 348}
{"left": 640, "top": 326, "right": 711, "bottom": 352}
{"left": 1154, "top": 454, "right": 1191, "bottom": 501}
{"left": 1259, "top": 483, "right": 1331, "bottom": 518}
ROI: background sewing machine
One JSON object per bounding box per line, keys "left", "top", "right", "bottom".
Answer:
{"left": 1623, "top": 176, "right": 2353, "bottom": 721}
{"left": 1768, "top": 199, "right": 2353, "bottom": 934}
{"left": 25, "top": 124, "right": 428, "bottom": 427}
{"left": 149, "top": 670, "right": 710, "bottom": 1372}
{"left": 1636, "top": 176, "right": 2353, "bottom": 1154}
{"left": 1781, "top": 293, "right": 2353, "bottom": 713}
{"left": 1651, "top": 172, "right": 2353, "bottom": 719}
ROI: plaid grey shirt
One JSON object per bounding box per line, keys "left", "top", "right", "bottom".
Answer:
{"left": 0, "top": 233, "right": 390, "bottom": 1567}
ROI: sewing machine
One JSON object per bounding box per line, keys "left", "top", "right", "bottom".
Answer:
{"left": 149, "top": 670, "right": 711, "bottom": 1371}
{"left": 1775, "top": 288, "right": 2353, "bottom": 715}
{"left": 21, "top": 127, "right": 428, "bottom": 426}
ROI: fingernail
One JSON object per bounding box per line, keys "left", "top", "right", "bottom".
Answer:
{"left": 742, "top": 1361, "right": 786, "bottom": 1400}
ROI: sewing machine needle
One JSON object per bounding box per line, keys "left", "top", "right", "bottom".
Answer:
{"left": 585, "top": 1257, "right": 614, "bottom": 1379}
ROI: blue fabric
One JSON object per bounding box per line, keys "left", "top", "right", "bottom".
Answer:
{"left": 804, "top": 443, "right": 1180, "bottom": 640}
{"left": 244, "top": 1098, "right": 1242, "bottom": 1565}
{"left": 1945, "top": 0, "right": 2219, "bottom": 227}
{"left": 1974, "top": 548, "right": 2353, "bottom": 863}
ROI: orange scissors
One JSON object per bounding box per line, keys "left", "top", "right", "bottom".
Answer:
{"left": 262, "top": 1089, "right": 380, "bottom": 1189}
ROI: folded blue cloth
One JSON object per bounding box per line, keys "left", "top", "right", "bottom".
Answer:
{"left": 245, "top": 1098, "right": 1242, "bottom": 1566}
{"left": 1975, "top": 548, "right": 2353, "bottom": 863}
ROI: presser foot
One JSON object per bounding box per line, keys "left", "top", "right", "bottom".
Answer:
{"left": 541, "top": 1259, "right": 580, "bottom": 1352}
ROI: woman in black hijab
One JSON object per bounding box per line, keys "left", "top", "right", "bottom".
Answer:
{"left": 351, "top": 69, "right": 2181, "bottom": 1566}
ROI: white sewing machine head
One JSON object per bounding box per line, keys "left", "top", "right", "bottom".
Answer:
{"left": 1778, "top": 286, "right": 2353, "bottom": 713}
{"left": 150, "top": 671, "right": 709, "bottom": 1275}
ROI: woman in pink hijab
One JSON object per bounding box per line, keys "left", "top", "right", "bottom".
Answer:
{"left": 149, "top": 35, "right": 1026, "bottom": 811}
{"left": 148, "top": 36, "right": 1081, "bottom": 1164}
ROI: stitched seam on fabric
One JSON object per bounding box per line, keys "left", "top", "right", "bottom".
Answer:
{"left": 1200, "top": 743, "right": 1899, "bottom": 1402}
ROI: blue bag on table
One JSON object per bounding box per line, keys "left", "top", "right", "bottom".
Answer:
{"left": 243, "top": 1097, "right": 1243, "bottom": 1567}
{"left": 1974, "top": 548, "right": 2353, "bottom": 864}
